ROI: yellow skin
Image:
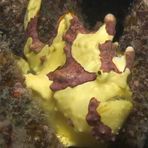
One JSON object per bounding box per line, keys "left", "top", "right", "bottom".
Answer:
{"left": 17, "top": 0, "right": 134, "bottom": 147}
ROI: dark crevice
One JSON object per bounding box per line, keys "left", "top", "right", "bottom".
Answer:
{"left": 79, "top": 0, "right": 134, "bottom": 41}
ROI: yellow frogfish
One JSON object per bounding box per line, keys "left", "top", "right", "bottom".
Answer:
{"left": 17, "top": 0, "right": 135, "bottom": 147}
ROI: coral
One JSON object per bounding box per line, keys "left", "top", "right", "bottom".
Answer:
{"left": 0, "top": 0, "right": 28, "bottom": 55}
{"left": 110, "top": 0, "right": 148, "bottom": 148}
{"left": 17, "top": 0, "right": 135, "bottom": 147}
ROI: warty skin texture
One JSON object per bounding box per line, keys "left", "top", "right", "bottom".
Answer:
{"left": 17, "top": 0, "right": 135, "bottom": 147}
